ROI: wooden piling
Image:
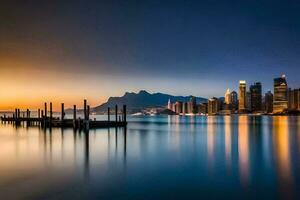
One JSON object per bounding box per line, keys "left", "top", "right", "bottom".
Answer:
{"left": 38, "top": 109, "right": 40, "bottom": 119}
{"left": 61, "top": 103, "right": 65, "bottom": 121}
{"left": 123, "top": 105, "right": 126, "bottom": 122}
{"left": 50, "top": 102, "right": 53, "bottom": 121}
{"left": 73, "top": 105, "right": 76, "bottom": 129}
{"left": 108, "top": 107, "right": 110, "bottom": 121}
{"left": 87, "top": 105, "right": 90, "bottom": 120}
{"left": 44, "top": 103, "right": 47, "bottom": 118}
{"left": 115, "top": 105, "right": 118, "bottom": 122}
{"left": 84, "top": 99, "right": 87, "bottom": 120}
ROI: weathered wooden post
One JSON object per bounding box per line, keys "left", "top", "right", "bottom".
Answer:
{"left": 50, "top": 102, "right": 53, "bottom": 123}
{"left": 61, "top": 103, "right": 65, "bottom": 121}
{"left": 86, "top": 105, "right": 90, "bottom": 130}
{"left": 84, "top": 99, "right": 87, "bottom": 120}
{"left": 15, "top": 109, "right": 17, "bottom": 121}
{"left": 44, "top": 103, "right": 48, "bottom": 127}
{"left": 38, "top": 109, "right": 40, "bottom": 119}
{"left": 26, "top": 109, "right": 29, "bottom": 126}
{"left": 87, "top": 105, "right": 90, "bottom": 120}
{"left": 115, "top": 105, "right": 118, "bottom": 122}
{"left": 123, "top": 105, "right": 126, "bottom": 123}
{"left": 108, "top": 107, "right": 110, "bottom": 122}
{"left": 41, "top": 110, "right": 44, "bottom": 127}
{"left": 73, "top": 105, "right": 77, "bottom": 129}
{"left": 44, "top": 103, "right": 47, "bottom": 118}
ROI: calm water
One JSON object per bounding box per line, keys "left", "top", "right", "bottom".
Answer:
{"left": 0, "top": 115, "right": 300, "bottom": 199}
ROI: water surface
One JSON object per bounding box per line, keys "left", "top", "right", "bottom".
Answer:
{"left": 0, "top": 115, "right": 300, "bottom": 199}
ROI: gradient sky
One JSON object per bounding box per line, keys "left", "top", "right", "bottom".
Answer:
{"left": 1, "top": 0, "right": 300, "bottom": 110}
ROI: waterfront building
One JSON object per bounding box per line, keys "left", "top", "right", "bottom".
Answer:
{"left": 273, "top": 75, "right": 288, "bottom": 113}
{"left": 250, "top": 82, "right": 262, "bottom": 112}
{"left": 187, "top": 101, "right": 193, "bottom": 114}
{"left": 175, "top": 101, "right": 183, "bottom": 114}
{"left": 208, "top": 97, "right": 219, "bottom": 115}
{"left": 246, "top": 91, "right": 251, "bottom": 111}
{"left": 230, "top": 91, "right": 238, "bottom": 110}
{"left": 238, "top": 80, "right": 246, "bottom": 111}
{"left": 182, "top": 102, "right": 188, "bottom": 114}
{"left": 167, "top": 99, "right": 172, "bottom": 110}
{"left": 225, "top": 89, "right": 231, "bottom": 104}
{"left": 264, "top": 91, "right": 273, "bottom": 113}
{"left": 198, "top": 103, "right": 208, "bottom": 114}
{"left": 288, "top": 88, "right": 300, "bottom": 111}
{"left": 190, "top": 96, "right": 197, "bottom": 114}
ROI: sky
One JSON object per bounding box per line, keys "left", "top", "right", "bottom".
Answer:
{"left": 1, "top": 0, "right": 300, "bottom": 110}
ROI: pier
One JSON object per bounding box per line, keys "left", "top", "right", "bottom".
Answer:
{"left": 0, "top": 100, "right": 127, "bottom": 129}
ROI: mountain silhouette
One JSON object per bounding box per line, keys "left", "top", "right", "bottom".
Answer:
{"left": 92, "top": 90, "right": 207, "bottom": 113}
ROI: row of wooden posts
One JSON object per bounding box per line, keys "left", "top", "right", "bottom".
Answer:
{"left": 1, "top": 100, "right": 127, "bottom": 129}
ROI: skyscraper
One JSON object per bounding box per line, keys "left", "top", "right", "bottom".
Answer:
{"left": 167, "top": 99, "right": 172, "bottom": 110}
{"left": 288, "top": 88, "right": 300, "bottom": 111}
{"left": 250, "top": 82, "right": 262, "bottom": 112}
{"left": 273, "top": 75, "right": 288, "bottom": 113}
{"left": 264, "top": 91, "right": 273, "bottom": 113}
{"left": 175, "top": 101, "right": 183, "bottom": 114}
{"left": 230, "top": 91, "right": 238, "bottom": 110}
{"left": 238, "top": 80, "right": 246, "bottom": 111}
{"left": 246, "top": 91, "right": 251, "bottom": 111}
{"left": 190, "top": 96, "right": 197, "bottom": 114}
{"left": 224, "top": 88, "right": 231, "bottom": 104}
{"left": 208, "top": 97, "right": 219, "bottom": 115}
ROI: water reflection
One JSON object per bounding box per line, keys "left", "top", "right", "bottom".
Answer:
{"left": 238, "top": 115, "right": 249, "bottom": 185}
{"left": 224, "top": 116, "right": 232, "bottom": 170}
{"left": 207, "top": 116, "right": 215, "bottom": 170}
{"left": 0, "top": 116, "right": 300, "bottom": 199}
{"left": 273, "top": 116, "right": 294, "bottom": 198}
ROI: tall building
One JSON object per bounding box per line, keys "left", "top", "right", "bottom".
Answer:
{"left": 246, "top": 91, "right": 251, "bottom": 110}
{"left": 250, "top": 82, "right": 262, "bottom": 112}
{"left": 238, "top": 80, "right": 246, "bottom": 111}
{"left": 208, "top": 97, "right": 219, "bottom": 115}
{"left": 230, "top": 91, "right": 238, "bottom": 110}
{"left": 288, "top": 88, "right": 300, "bottom": 111}
{"left": 264, "top": 91, "right": 273, "bottom": 113}
{"left": 224, "top": 88, "right": 231, "bottom": 104}
{"left": 167, "top": 99, "right": 172, "bottom": 110}
{"left": 198, "top": 103, "right": 208, "bottom": 114}
{"left": 190, "top": 96, "right": 197, "bottom": 114}
{"left": 182, "top": 102, "right": 188, "bottom": 114}
{"left": 174, "top": 101, "right": 183, "bottom": 114}
{"left": 273, "top": 75, "right": 288, "bottom": 113}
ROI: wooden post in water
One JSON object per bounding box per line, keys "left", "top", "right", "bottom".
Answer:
{"left": 15, "top": 109, "right": 17, "bottom": 121}
{"left": 44, "top": 103, "right": 47, "bottom": 127}
{"left": 123, "top": 105, "right": 126, "bottom": 122}
{"left": 44, "top": 103, "right": 47, "bottom": 118}
{"left": 87, "top": 105, "right": 90, "bottom": 120}
{"left": 61, "top": 103, "right": 65, "bottom": 121}
{"left": 73, "top": 105, "right": 76, "bottom": 129}
{"left": 115, "top": 105, "right": 118, "bottom": 122}
{"left": 84, "top": 99, "right": 87, "bottom": 120}
{"left": 41, "top": 110, "right": 44, "bottom": 127}
{"left": 108, "top": 107, "right": 110, "bottom": 122}
{"left": 50, "top": 102, "right": 53, "bottom": 122}
{"left": 38, "top": 109, "right": 40, "bottom": 119}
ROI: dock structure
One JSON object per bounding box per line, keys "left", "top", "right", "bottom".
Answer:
{"left": 0, "top": 100, "right": 127, "bottom": 130}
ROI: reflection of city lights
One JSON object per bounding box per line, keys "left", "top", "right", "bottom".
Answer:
{"left": 224, "top": 116, "right": 231, "bottom": 168}
{"left": 238, "top": 115, "right": 249, "bottom": 185}
{"left": 273, "top": 117, "right": 292, "bottom": 182}
{"left": 207, "top": 116, "right": 215, "bottom": 168}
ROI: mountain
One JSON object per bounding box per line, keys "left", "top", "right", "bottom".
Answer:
{"left": 92, "top": 90, "right": 207, "bottom": 113}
